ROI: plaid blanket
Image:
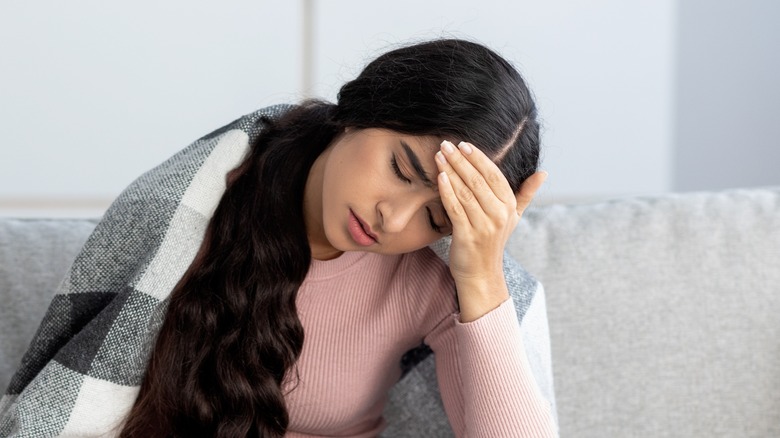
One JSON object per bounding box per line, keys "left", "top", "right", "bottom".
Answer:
{"left": 0, "top": 104, "right": 557, "bottom": 437}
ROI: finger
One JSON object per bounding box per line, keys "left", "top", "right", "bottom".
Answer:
{"left": 516, "top": 171, "right": 548, "bottom": 216}
{"left": 437, "top": 169, "right": 474, "bottom": 229}
{"left": 452, "top": 141, "right": 515, "bottom": 203}
{"left": 435, "top": 148, "right": 479, "bottom": 227}
{"left": 437, "top": 141, "right": 505, "bottom": 216}
{"left": 436, "top": 145, "right": 497, "bottom": 226}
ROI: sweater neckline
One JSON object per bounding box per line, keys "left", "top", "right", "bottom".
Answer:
{"left": 308, "top": 250, "right": 371, "bottom": 280}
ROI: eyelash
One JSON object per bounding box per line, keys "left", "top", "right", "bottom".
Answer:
{"left": 426, "top": 207, "right": 443, "bottom": 234}
{"left": 391, "top": 155, "right": 412, "bottom": 184}
{"left": 391, "top": 154, "right": 445, "bottom": 234}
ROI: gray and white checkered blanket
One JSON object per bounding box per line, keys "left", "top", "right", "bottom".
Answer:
{"left": 0, "top": 104, "right": 556, "bottom": 437}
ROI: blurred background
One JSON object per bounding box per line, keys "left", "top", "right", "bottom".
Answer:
{"left": 1, "top": 0, "right": 778, "bottom": 217}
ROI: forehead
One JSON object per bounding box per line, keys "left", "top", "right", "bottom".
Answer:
{"left": 403, "top": 135, "right": 441, "bottom": 156}
{"left": 367, "top": 128, "right": 441, "bottom": 155}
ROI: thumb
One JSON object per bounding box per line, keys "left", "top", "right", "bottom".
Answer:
{"left": 516, "top": 171, "right": 547, "bottom": 216}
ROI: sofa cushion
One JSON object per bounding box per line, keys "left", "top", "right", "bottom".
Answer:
{"left": 509, "top": 187, "right": 780, "bottom": 437}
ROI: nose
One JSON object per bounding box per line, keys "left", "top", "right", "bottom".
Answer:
{"left": 377, "top": 197, "right": 423, "bottom": 234}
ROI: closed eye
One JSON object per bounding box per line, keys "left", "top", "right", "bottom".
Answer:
{"left": 392, "top": 153, "right": 449, "bottom": 233}
{"left": 427, "top": 207, "right": 451, "bottom": 235}
{"left": 391, "top": 154, "right": 412, "bottom": 184}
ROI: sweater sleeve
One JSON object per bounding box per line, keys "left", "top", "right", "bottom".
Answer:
{"left": 424, "top": 297, "right": 558, "bottom": 437}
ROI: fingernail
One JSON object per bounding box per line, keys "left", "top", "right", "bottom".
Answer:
{"left": 441, "top": 140, "right": 455, "bottom": 154}
{"left": 457, "top": 141, "right": 473, "bottom": 155}
{"left": 439, "top": 171, "right": 449, "bottom": 184}
{"left": 540, "top": 170, "right": 549, "bottom": 180}
{"left": 435, "top": 151, "right": 446, "bottom": 164}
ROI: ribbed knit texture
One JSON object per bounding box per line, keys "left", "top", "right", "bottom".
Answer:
{"left": 284, "top": 247, "right": 556, "bottom": 437}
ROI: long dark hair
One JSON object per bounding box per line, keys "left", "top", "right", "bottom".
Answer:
{"left": 120, "top": 38, "right": 540, "bottom": 437}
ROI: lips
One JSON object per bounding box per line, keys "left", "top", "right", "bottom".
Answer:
{"left": 348, "top": 209, "right": 378, "bottom": 247}
{"left": 354, "top": 212, "right": 378, "bottom": 241}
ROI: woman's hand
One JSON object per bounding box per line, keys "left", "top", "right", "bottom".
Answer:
{"left": 435, "top": 140, "right": 547, "bottom": 322}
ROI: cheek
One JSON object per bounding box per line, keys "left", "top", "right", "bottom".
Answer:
{"left": 394, "top": 226, "right": 440, "bottom": 253}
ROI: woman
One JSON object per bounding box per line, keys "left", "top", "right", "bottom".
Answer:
{"left": 1, "top": 39, "right": 556, "bottom": 437}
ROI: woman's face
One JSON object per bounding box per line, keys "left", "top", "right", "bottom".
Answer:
{"left": 307, "top": 128, "right": 453, "bottom": 259}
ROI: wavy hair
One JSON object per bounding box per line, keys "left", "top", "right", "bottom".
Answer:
{"left": 120, "top": 38, "right": 540, "bottom": 437}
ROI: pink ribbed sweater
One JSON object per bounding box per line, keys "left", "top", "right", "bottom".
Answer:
{"left": 284, "top": 247, "right": 556, "bottom": 437}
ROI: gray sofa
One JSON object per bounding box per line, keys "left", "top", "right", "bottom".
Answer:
{"left": 2, "top": 187, "right": 779, "bottom": 437}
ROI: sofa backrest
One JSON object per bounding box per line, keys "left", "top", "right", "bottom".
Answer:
{"left": 509, "top": 187, "right": 780, "bottom": 437}
{"left": 2, "top": 187, "right": 779, "bottom": 437}
{"left": 0, "top": 218, "right": 98, "bottom": 391}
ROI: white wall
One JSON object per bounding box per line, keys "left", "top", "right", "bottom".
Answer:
{"left": 674, "top": 0, "right": 780, "bottom": 191}
{"left": 0, "top": 1, "right": 303, "bottom": 216}
{"left": 2, "top": 1, "right": 678, "bottom": 216}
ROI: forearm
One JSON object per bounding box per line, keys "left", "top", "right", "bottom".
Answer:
{"left": 453, "top": 299, "right": 558, "bottom": 437}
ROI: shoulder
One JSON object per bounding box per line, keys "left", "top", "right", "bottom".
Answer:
{"left": 200, "top": 103, "right": 297, "bottom": 142}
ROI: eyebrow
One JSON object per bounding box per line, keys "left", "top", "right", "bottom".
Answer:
{"left": 399, "top": 140, "right": 435, "bottom": 188}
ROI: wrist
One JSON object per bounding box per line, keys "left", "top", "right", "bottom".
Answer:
{"left": 454, "top": 275, "right": 509, "bottom": 322}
